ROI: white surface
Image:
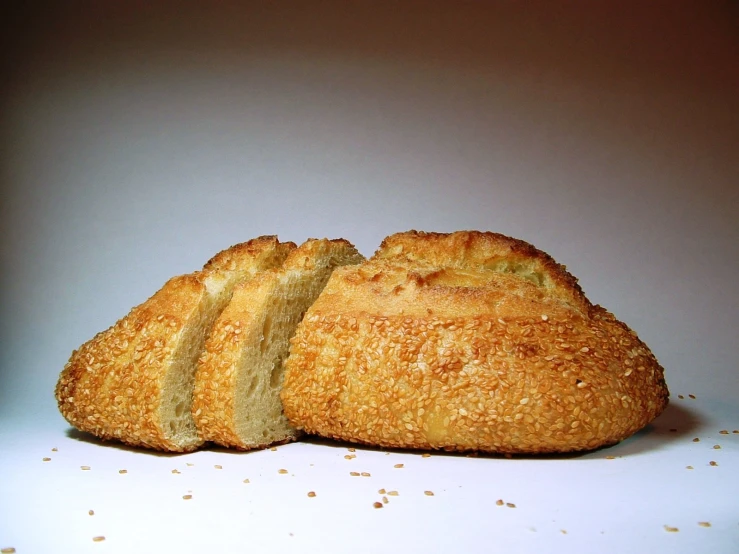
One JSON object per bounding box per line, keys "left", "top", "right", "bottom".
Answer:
{"left": 1, "top": 3, "right": 738, "bottom": 553}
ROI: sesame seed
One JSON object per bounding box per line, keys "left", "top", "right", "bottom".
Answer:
{"left": 88, "top": 510, "right": 95, "bottom": 516}
{"left": 171, "top": 469, "right": 180, "bottom": 474}
{"left": 42, "top": 457, "right": 51, "bottom": 462}
{"left": 51, "top": 448, "right": 58, "bottom": 452}
{"left": 663, "top": 525, "right": 679, "bottom": 533}
{"left": 378, "top": 488, "right": 386, "bottom": 494}
{"left": 243, "top": 479, "right": 250, "bottom": 484}
{"left": 686, "top": 466, "right": 694, "bottom": 470}
{"left": 422, "top": 453, "right": 431, "bottom": 458}
{"left": 270, "top": 447, "right": 277, "bottom": 451}
{"left": 118, "top": 469, "right": 127, "bottom": 474}
{"left": 541, "top": 314, "right": 548, "bottom": 321}
{"left": 605, "top": 455, "right": 615, "bottom": 460}
{"left": 424, "top": 491, "right": 434, "bottom": 496}
{"left": 186, "top": 463, "right": 194, "bottom": 466}
{"left": 373, "top": 502, "right": 383, "bottom": 509}
{"left": 214, "top": 465, "right": 223, "bottom": 469}
{"left": 382, "top": 496, "right": 389, "bottom": 504}
{"left": 678, "top": 395, "right": 684, "bottom": 399}
{"left": 344, "top": 454, "right": 356, "bottom": 460}
{"left": 81, "top": 466, "right": 91, "bottom": 470}
{"left": 348, "top": 448, "right": 356, "bottom": 452}
{"left": 713, "top": 445, "right": 721, "bottom": 450}
{"left": 734, "top": 430, "right": 739, "bottom": 434}
{"left": 350, "top": 471, "right": 360, "bottom": 476}
{"left": 278, "top": 469, "right": 288, "bottom": 474}
{"left": 692, "top": 438, "right": 700, "bottom": 442}
{"left": 719, "top": 430, "right": 729, "bottom": 435}
{"left": 689, "top": 394, "right": 696, "bottom": 399}
{"left": 92, "top": 536, "right": 106, "bottom": 542}
{"left": 1, "top": 548, "right": 16, "bottom": 553}
{"left": 698, "top": 522, "right": 711, "bottom": 528}
{"left": 183, "top": 494, "right": 192, "bottom": 500}
{"left": 496, "top": 499, "right": 504, "bottom": 506}
{"left": 506, "top": 502, "right": 516, "bottom": 508}
{"left": 560, "top": 530, "right": 567, "bottom": 534}
{"left": 388, "top": 490, "right": 399, "bottom": 496}
{"left": 709, "top": 461, "right": 718, "bottom": 466}
{"left": 394, "top": 464, "right": 404, "bottom": 469}
{"left": 307, "top": 491, "right": 316, "bottom": 497}
{"left": 361, "top": 472, "right": 371, "bottom": 477}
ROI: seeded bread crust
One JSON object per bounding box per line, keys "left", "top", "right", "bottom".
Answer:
{"left": 55, "top": 236, "right": 294, "bottom": 452}
{"left": 193, "top": 238, "right": 365, "bottom": 450}
{"left": 281, "top": 230, "right": 669, "bottom": 454}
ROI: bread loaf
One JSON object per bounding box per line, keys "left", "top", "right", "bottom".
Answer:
{"left": 192, "top": 239, "right": 364, "bottom": 450}
{"left": 55, "top": 237, "right": 294, "bottom": 451}
{"left": 281, "top": 230, "right": 669, "bottom": 453}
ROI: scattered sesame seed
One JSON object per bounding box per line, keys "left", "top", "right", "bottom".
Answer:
{"left": 270, "top": 447, "right": 277, "bottom": 451}
{"left": 421, "top": 453, "right": 431, "bottom": 458}
{"left": 424, "top": 491, "right": 434, "bottom": 496}
{"left": 733, "top": 430, "right": 739, "bottom": 434}
{"left": 692, "top": 438, "right": 700, "bottom": 443}
{"left": 348, "top": 448, "right": 356, "bottom": 452}
{"left": 663, "top": 525, "right": 679, "bottom": 533}
{"left": 278, "top": 469, "right": 288, "bottom": 474}
{"left": 81, "top": 466, "right": 91, "bottom": 470}
{"left": 118, "top": 469, "right": 127, "bottom": 474}
{"left": 605, "top": 456, "right": 615, "bottom": 460}
{"left": 560, "top": 530, "right": 567, "bottom": 534}
{"left": 89, "top": 510, "right": 95, "bottom": 516}
{"left": 42, "top": 457, "right": 51, "bottom": 462}
{"left": 394, "top": 464, "right": 404, "bottom": 469}
{"left": 344, "top": 454, "right": 356, "bottom": 460}
{"left": 361, "top": 472, "right": 371, "bottom": 477}
{"left": 713, "top": 445, "right": 721, "bottom": 450}
{"left": 51, "top": 448, "right": 58, "bottom": 452}
{"left": 350, "top": 471, "right": 360, "bottom": 476}
{"left": 496, "top": 499, "right": 504, "bottom": 506}
{"left": 92, "top": 536, "right": 106, "bottom": 542}
{"left": 214, "top": 465, "right": 223, "bottom": 469}
{"left": 372, "top": 502, "right": 384, "bottom": 509}
{"left": 186, "top": 463, "right": 194, "bottom": 467}
{"left": 506, "top": 502, "right": 516, "bottom": 508}
{"left": 382, "top": 496, "right": 389, "bottom": 504}
{"left": 243, "top": 479, "right": 250, "bottom": 484}
{"left": 709, "top": 461, "right": 718, "bottom": 466}
{"left": 689, "top": 394, "right": 696, "bottom": 399}
{"left": 678, "top": 395, "right": 684, "bottom": 400}
{"left": 719, "top": 430, "right": 729, "bottom": 435}
{"left": 388, "top": 491, "right": 399, "bottom": 496}
{"left": 1, "top": 548, "right": 16, "bottom": 553}
{"left": 541, "top": 314, "right": 548, "bottom": 321}
{"left": 182, "top": 494, "right": 192, "bottom": 500}
{"left": 172, "top": 469, "right": 181, "bottom": 474}
{"left": 686, "top": 466, "right": 694, "bottom": 470}
{"left": 378, "top": 488, "right": 386, "bottom": 494}
{"left": 307, "top": 491, "right": 316, "bottom": 498}
{"left": 698, "top": 522, "right": 711, "bottom": 528}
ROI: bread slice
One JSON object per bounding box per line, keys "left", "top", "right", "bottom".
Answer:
{"left": 192, "top": 238, "right": 364, "bottom": 450}
{"left": 281, "top": 230, "right": 669, "bottom": 454}
{"left": 55, "top": 237, "right": 295, "bottom": 452}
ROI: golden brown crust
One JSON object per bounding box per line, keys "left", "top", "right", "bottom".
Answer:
{"left": 281, "top": 230, "right": 669, "bottom": 453}
{"left": 55, "top": 237, "right": 294, "bottom": 452}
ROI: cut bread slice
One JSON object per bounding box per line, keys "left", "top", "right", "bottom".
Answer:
{"left": 192, "top": 238, "right": 364, "bottom": 450}
{"left": 55, "top": 237, "right": 295, "bottom": 452}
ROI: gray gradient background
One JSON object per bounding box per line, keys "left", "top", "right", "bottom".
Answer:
{"left": 2, "top": 1, "right": 737, "bottom": 426}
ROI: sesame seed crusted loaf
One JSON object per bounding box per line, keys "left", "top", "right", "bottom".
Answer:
{"left": 55, "top": 236, "right": 295, "bottom": 452}
{"left": 192, "top": 238, "right": 365, "bottom": 450}
{"left": 280, "top": 230, "right": 669, "bottom": 454}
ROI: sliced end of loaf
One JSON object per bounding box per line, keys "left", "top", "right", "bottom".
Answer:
{"left": 193, "top": 238, "right": 364, "bottom": 450}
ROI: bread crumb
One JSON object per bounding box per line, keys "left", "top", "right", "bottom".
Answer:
{"left": 496, "top": 499, "right": 504, "bottom": 506}
{"left": 92, "top": 536, "right": 106, "bottom": 542}
{"left": 373, "top": 502, "right": 383, "bottom": 509}
{"left": 698, "top": 522, "right": 711, "bottom": 528}
{"left": 307, "top": 491, "right": 316, "bottom": 497}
